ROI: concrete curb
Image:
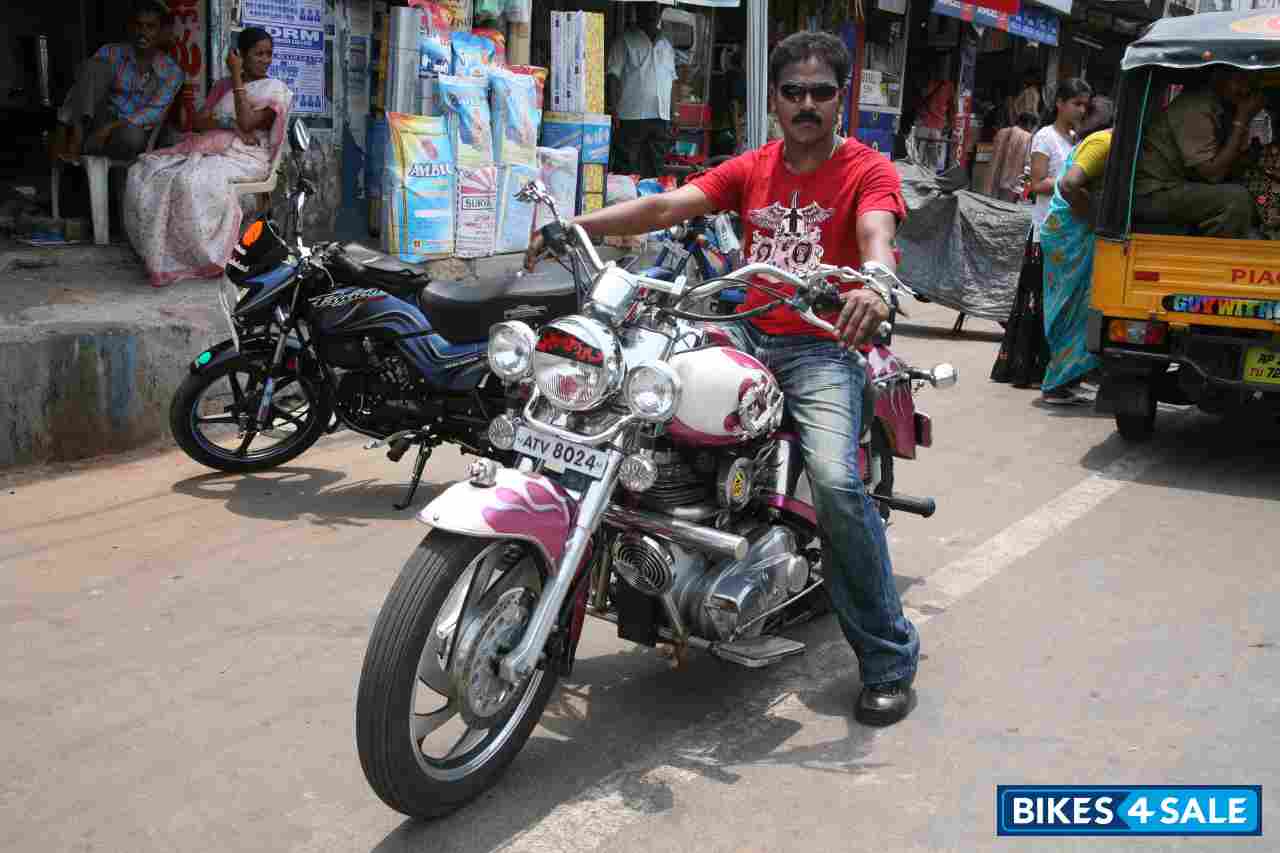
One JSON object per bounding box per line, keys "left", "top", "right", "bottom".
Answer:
{"left": 1, "top": 246, "right": 629, "bottom": 470}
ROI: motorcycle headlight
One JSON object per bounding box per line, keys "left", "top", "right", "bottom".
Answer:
{"left": 623, "top": 361, "right": 682, "bottom": 423}
{"left": 487, "top": 321, "right": 537, "bottom": 382}
{"left": 531, "top": 316, "right": 623, "bottom": 411}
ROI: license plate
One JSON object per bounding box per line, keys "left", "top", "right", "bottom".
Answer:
{"left": 513, "top": 426, "right": 608, "bottom": 479}
{"left": 1243, "top": 346, "right": 1280, "bottom": 385}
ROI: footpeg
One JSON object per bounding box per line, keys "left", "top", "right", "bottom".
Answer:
{"left": 711, "top": 636, "right": 806, "bottom": 668}
{"left": 871, "top": 492, "right": 936, "bottom": 518}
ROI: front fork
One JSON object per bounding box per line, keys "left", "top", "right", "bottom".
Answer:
{"left": 253, "top": 308, "right": 293, "bottom": 429}
{"left": 498, "top": 448, "right": 625, "bottom": 685}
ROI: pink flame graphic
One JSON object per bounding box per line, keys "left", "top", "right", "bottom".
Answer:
{"left": 481, "top": 478, "right": 575, "bottom": 568}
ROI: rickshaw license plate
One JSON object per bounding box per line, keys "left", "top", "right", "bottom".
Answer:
{"left": 1243, "top": 347, "right": 1280, "bottom": 385}
{"left": 513, "top": 426, "right": 607, "bottom": 478}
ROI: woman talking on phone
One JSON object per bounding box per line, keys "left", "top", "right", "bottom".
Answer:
{"left": 124, "top": 27, "right": 293, "bottom": 287}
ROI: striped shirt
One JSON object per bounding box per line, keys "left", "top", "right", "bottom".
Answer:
{"left": 92, "top": 44, "right": 184, "bottom": 128}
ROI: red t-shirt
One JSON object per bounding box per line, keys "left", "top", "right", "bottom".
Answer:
{"left": 691, "top": 138, "right": 907, "bottom": 337}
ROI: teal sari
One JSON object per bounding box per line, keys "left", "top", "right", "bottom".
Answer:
{"left": 1039, "top": 148, "right": 1103, "bottom": 392}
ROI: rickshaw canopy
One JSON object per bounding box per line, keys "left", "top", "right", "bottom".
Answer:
{"left": 1123, "top": 10, "right": 1280, "bottom": 72}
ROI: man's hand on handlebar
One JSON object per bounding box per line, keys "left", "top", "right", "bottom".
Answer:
{"left": 834, "top": 288, "right": 892, "bottom": 350}
{"left": 523, "top": 230, "right": 547, "bottom": 273}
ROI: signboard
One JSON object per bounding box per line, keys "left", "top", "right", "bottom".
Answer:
{"left": 242, "top": 0, "right": 325, "bottom": 27}
{"left": 257, "top": 24, "right": 329, "bottom": 115}
{"left": 242, "top": 0, "right": 329, "bottom": 116}
{"left": 167, "top": 0, "right": 206, "bottom": 131}
{"left": 931, "top": 0, "right": 1061, "bottom": 45}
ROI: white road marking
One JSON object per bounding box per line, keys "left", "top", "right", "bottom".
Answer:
{"left": 495, "top": 441, "right": 1167, "bottom": 853}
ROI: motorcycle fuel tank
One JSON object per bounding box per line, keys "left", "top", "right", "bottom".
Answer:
{"left": 308, "top": 287, "right": 485, "bottom": 390}
{"left": 665, "top": 346, "right": 782, "bottom": 446}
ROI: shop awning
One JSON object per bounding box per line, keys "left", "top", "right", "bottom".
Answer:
{"left": 930, "top": 0, "right": 1061, "bottom": 45}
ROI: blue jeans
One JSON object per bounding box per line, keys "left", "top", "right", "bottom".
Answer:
{"left": 720, "top": 322, "right": 919, "bottom": 686}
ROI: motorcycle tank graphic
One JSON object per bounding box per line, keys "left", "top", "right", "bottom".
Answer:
{"left": 310, "top": 288, "right": 486, "bottom": 389}
{"left": 666, "top": 346, "right": 780, "bottom": 446}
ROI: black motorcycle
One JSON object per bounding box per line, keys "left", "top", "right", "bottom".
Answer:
{"left": 169, "top": 119, "right": 578, "bottom": 507}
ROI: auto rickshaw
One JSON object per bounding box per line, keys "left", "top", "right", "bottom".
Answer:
{"left": 1089, "top": 11, "right": 1280, "bottom": 439}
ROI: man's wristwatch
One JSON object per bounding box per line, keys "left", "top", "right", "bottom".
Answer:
{"left": 859, "top": 261, "right": 900, "bottom": 311}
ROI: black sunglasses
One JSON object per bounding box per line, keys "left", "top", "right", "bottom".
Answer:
{"left": 777, "top": 82, "right": 843, "bottom": 104}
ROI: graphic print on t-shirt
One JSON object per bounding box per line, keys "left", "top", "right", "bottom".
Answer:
{"left": 747, "top": 190, "right": 834, "bottom": 278}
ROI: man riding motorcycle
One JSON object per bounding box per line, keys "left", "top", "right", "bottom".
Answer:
{"left": 525, "top": 31, "right": 917, "bottom": 726}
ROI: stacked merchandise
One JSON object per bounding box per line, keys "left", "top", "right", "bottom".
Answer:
{"left": 381, "top": 113, "right": 456, "bottom": 261}
{"left": 549, "top": 11, "right": 605, "bottom": 113}
{"left": 544, "top": 11, "right": 610, "bottom": 216}
{"left": 376, "top": 4, "right": 545, "bottom": 261}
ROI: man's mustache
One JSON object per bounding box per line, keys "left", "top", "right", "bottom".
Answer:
{"left": 792, "top": 113, "right": 822, "bottom": 125}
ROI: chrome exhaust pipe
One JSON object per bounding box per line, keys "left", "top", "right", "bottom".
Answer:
{"left": 603, "top": 504, "right": 749, "bottom": 561}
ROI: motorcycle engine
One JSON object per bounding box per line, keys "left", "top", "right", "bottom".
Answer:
{"left": 331, "top": 337, "right": 429, "bottom": 434}
{"left": 612, "top": 524, "right": 810, "bottom": 641}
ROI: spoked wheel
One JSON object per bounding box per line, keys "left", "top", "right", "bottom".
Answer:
{"left": 169, "top": 359, "right": 331, "bottom": 472}
{"left": 357, "top": 532, "right": 559, "bottom": 820}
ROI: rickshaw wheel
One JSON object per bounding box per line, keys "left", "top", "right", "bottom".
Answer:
{"left": 1116, "top": 403, "right": 1157, "bottom": 442}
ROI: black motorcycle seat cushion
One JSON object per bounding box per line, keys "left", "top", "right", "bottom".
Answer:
{"left": 328, "top": 242, "right": 432, "bottom": 298}
{"left": 419, "top": 267, "right": 578, "bottom": 344}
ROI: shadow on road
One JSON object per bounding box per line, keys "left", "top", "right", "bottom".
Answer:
{"left": 1080, "top": 406, "right": 1280, "bottom": 502}
{"left": 170, "top": 467, "right": 450, "bottom": 527}
{"left": 367, "top": 613, "right": 887, "bottom": 852}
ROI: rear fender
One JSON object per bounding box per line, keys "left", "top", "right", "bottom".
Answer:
{"left": 417, "top": 469, "right": 577, "bottom": 572}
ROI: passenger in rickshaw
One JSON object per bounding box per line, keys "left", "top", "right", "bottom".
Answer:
{"left": 1132, "top": 66, "right": 1265, "bottom": 238}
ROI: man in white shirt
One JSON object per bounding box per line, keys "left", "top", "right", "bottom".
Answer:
{"left": 607, "top": 3, "right": 677, "bottom": 178}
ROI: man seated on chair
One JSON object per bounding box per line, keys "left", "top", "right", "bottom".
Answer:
{"left": 49, "top": 0, "right": 184, "bottom": 163}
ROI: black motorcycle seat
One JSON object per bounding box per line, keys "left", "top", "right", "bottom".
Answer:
{"left": 328, "top": 242, "right": 431, "bottom": 298}
{"left": 420, "top": 266, "right": 579, "bottom": 343}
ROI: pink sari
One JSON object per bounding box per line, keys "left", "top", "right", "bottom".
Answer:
{"left": 124, "top": 77, "right": 292, "bottom": 286}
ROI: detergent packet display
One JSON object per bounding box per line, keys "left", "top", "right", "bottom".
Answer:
{"left": 455, "top": 165, "right": 498, "bottom": 259}
{"left": 436, "top": 74, "right": 494, "bottom": 169}
{"left": 418, "top": 1, "right": 451, "bottom": 75}
{"left": 507, "top": 65, "right": 547, "bottom": 109}
{"left": 471, "top": 28, "right": 507, "bottom": 65}
{"left": 535, "top": 145, "right": 579, "bottom": 227}
{"left": 580, "top": 113, "right": 612, "bottom": 165}
{"left": 495, "top": 164, "right": 538, "bottom": 254}
{"left": 489, "top": 69, "right": 540, "bottom": 169}
{"left": 451, "top": 32, "right": 495, "bottom": 78}
{"left": 540, "top": 112, "right": 583, "bottom": 151}
{"left": 383, "top": 113, "right": 455, "bottom": 260}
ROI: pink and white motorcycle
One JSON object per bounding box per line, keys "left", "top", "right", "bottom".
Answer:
{"left": 355, "top": 182, "right": 956, "bottom": 820}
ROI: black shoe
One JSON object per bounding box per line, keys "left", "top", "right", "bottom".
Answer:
{"left": 856, "top": 680, "right": 916, "bottom": 727}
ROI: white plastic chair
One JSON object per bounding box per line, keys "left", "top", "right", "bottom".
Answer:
{"left": 50, "top": 117, "right": 168, "bottom": 246}
{"left": 230, "top": 133, "right": 288, "bottom": 213}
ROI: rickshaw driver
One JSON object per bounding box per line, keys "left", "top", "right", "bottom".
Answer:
{"left": 1132, "top": 66, "right": 1266, "bottom": 238}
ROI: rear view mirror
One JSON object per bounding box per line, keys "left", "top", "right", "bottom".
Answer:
{"left": 289, "top": 119, "right": 311, "bottom": 154}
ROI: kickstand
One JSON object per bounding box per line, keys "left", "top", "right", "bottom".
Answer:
{"left": 952, "top": 312, "right": 967, "bottom": 335}
{"left": 394, "top": 442, "right": 433, "bottom": 510}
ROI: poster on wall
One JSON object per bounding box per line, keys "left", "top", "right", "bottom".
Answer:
{"left": 242, "top": 0, "right": 325, "bottom": 28}
{"left": 250, "top": 23, "right": 329, "bottom": 115}
{"left": 167, "top": 0, "right": 206, "bottom": 131}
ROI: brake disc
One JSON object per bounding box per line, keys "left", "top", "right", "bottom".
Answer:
{"left": 449, "top": 587, "right": 536, "bottom": 728}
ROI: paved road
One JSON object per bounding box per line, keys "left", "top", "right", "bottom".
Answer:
{"left": 3, "top": 303, "right": 1276, "bottom": 852}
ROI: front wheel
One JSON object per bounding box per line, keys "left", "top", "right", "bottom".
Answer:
{"left": 357, "top": 532, "right": 558, "bottom": 820}
{"left": 169, "top": 356, "right": 331, "bottom": 472}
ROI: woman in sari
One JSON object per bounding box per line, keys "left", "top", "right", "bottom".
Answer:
{"left": 124, "top": 28, "right": 291, "bottom": 287}
{"left": 1039, "top": 98, "right": 1115, "bottom": 404}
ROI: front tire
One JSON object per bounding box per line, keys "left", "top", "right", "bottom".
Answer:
{"left": 357, "top": 532, "right": 558, "bottom": 820}
{"left": 170, "top": 358, "right": 331, "bottom": 472}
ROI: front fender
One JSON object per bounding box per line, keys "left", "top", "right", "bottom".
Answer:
{"left": 417, "top": 468, "right": 577, "bottom": 572}
{"left": 189, "top": 336, "right": 309, "bottom": 376}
